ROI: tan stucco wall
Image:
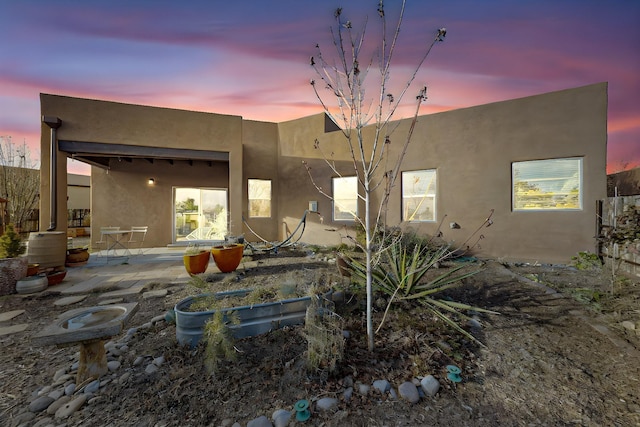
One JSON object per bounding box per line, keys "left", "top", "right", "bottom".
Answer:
{"left": 39, "top": 83, "right": 607, "bottom": 263}
{"left": 91, "top": 160, "right": 230, "bottom": 247}
{"left": 275, "top": 83, "right": 608, "bottom": 263}
{"left": 40, "top": 94, "right": 243, "bottom": 248}
{"left": 241, "top": 120, "right": 279, "bottom": 242}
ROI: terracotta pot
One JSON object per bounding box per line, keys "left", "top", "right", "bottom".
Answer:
{"left": 183, "top": 250, "right": 210, "bottom": 276}
{"left": 66, "top": 248, "right": 90, "bottom": 266}
{"left": 47, "top": 270, "right": 67, "bottom": 286}
{"left": 0, "top": 257, "right": 28, "bottom": 296}
{"left": 211, "top": 244, "right": 244, "bottom": 273}
{"left": 27, "top": 263, "right": 40, "bottom": 276}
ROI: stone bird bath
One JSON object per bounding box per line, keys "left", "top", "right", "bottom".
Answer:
{"left": 33, "top": 303, "right": 138, "bottom": 384}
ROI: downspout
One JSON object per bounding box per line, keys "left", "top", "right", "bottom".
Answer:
{"left": 42, "top": 116, "right": 62, "bottom": 231}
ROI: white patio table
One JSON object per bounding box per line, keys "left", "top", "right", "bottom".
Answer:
{"left": 101, "top": 229, "right": 132, "bottom": 260}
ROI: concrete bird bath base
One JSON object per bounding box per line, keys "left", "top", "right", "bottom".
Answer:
{"left": 33, "top": 303, "right": 138, "bottom": 384}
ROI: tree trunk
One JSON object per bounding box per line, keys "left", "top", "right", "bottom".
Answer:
{"left": 365, "top": 185, "right": 374, "bottom": 351}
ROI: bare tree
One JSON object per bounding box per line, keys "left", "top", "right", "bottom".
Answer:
{"left": 305, "top": 1, "right": 446, "bottom": 351}
{"left": 0, "top": 136, "right": 40, "bottom": 231}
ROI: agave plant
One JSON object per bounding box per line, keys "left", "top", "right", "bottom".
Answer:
{"left": 348, "top": 240, "right": 497, "bottom": 345}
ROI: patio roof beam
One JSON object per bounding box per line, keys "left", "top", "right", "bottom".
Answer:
{"left": 58, "top": 140, "right": 229, "bottom": 170}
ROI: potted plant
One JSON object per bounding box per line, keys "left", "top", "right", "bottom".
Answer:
{"left": 0, "top": 224, "right": 28, "bottom": 295}
{"left": 211, "top": 243, "right": 244, "bottom": 273}
{"left": 66, "top": 247, "right": 90, "bottom": 266}
{"left": 183, "top": 244, "right": 210, "bottom": 276}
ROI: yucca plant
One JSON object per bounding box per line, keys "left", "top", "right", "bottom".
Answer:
{"left": 348, "top": 240, "right": 497, "bottom": 345}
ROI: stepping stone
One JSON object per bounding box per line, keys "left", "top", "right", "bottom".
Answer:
{"left": 100, "top": 283, "right": 146, "bottom": 298}
{"left": 0, "top": 324, "right": 29, "bottom": 336}
{"left": 142, "top": 289, "right": 167, "bottom": 299}
{"left": 53, "top": 295, "right": 88, "bottom": 307}
{"left": 60, "top": 276, "right": 112, "bottom": 294}
{"left": 98, "top": 298, "right": 124, "bottom": 305}
{"left": 0, "top": 309, "right": 25, "bottom": 322}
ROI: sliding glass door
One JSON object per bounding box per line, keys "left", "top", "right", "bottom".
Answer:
{"left": 174, "top": 187, "right": 228, "bottom": 242}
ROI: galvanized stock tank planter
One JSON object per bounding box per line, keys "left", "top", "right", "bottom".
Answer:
{"left": 174, "top": 289, "right": 313, "bottom": 347}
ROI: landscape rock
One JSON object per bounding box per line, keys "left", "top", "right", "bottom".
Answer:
{"left": 55, "top": 394, "right": 88, "bottom": 419}
{"left": 64, "top": 383, "right": 76, "bottom": 396}
{"left": 47, "top": 388, "right": 64, "bottom": 400}
{"left": 247, "top": 415, "right": 272, "bottom": 427}
{"left": 357, "top": 382, "right": 370, "bottom": 395}
{"left": 37, "top": 385, "right": 52, "bottom": 397}
{"left": 343, "top": 386, "right": 353, "bottom": 401}
{"left": 28, "top": 396, "right": 54, "bottom": 413}
{"left": 420, "top": 375, "right": 440, "bottom": 397}
{"left": 53, "top": 368, "right": 68, "bottom": 382}
{"left": 272, "top": 409, "right": 292, "bottom": 427}
{"left": 84, "top": 379, "right": 100, "bottom": 394}
{"left": 316, "top": 397, "right": 339, "bottom": 412}
{"left": 46, "top": 395, "right": 72, "bottom": 415}
{"left": 373, "top": 379, "right": 391, "bottom": 393}
{"left": 398, "top": 381, "right": 420, "bottom": 403}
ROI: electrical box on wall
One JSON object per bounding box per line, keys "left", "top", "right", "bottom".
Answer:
{"left": 309, "top": 201, "right": 318, "bottom": 212}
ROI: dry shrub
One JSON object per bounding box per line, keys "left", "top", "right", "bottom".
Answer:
{"left": 304, "top": 296, "right": 345, "bottom": 378}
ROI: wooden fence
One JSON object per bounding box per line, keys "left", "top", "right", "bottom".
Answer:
{"left": 600, "top": 195, "right": 640, "bottom": 277}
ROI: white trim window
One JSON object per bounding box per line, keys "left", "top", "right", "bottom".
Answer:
{"left": 248, "top": 179, "right": 271, "bottom": 218}
{"left": 402, "top": 169, "right": 437, "bottom": 222}
{"left": 512, "top": 157, "right": 583, "bottom": 211}
{"left": 332, "top": 176, "right": 358, "bottom": 221}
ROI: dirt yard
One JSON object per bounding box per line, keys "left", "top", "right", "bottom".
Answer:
{"left": 1, "top": 249, "right": 639, "bottom": 426}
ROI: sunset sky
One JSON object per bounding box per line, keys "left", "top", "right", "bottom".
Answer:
{"left": 1, "top": 0, "right": 638, "bottom": 175}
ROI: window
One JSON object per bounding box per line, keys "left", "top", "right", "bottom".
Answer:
{"left": 174, "top": 187, "right": 228, "bottom": 242}
{"left": 333, "top": 176, "right": 358, "bottom": 221}
{"left": 248, "top": 179, "right": 271, "bottom": 218}
{"left": 402, "top": 170, "right": 437, "bottom": 222}
{"left": 512, "top": 157, "right": 582, "bottom": 211}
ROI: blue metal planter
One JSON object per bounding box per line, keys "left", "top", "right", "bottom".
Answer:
{"left": 174, "top": 289, "right": 312, "bottom": 347}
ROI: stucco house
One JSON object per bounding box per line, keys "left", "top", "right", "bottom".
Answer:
{"left": 39, "top": 82, "right": 608, "bottom": 264}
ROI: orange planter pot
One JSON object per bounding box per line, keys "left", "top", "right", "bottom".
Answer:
{"left": 211, "top": 244, "right": 244, "bottom": 273}
{"left": 183, "top": 251, "right": 210, "bottom": 276}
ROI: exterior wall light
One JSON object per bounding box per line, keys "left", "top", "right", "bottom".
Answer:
{"left": 148, "top": 178, "right": 155, "bottom": 185}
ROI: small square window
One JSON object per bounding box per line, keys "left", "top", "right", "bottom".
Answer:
{"left": 402, "top": 170, "right": 437, "bottom": 222}
{"left": 333, "top": 176, "right": 358, "bottom": 221}
{"left": 248, "top": 179, "right": 271, "bottom": 218}
{"left": 512, "top": 158, "right": 582, "bottom": 211}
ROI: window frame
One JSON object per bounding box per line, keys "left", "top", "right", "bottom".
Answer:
{"left": 247, "top": 179, "right": 272, "bottom": 218}
{"left": 401, "top": 169, "right": 437, "bottom": 222}
{"left": 332, "top": 176, "right": 358, "bottom": 222}
{"left": 512, "top": 157, "right": 583, "bottom": 212}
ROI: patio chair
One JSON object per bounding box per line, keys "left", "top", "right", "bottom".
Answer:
{"left": 94, "top": 226, "right": 120, "bottom": 254}
{"left": 127, "top": 226, "right": 148, "bottom": 255}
